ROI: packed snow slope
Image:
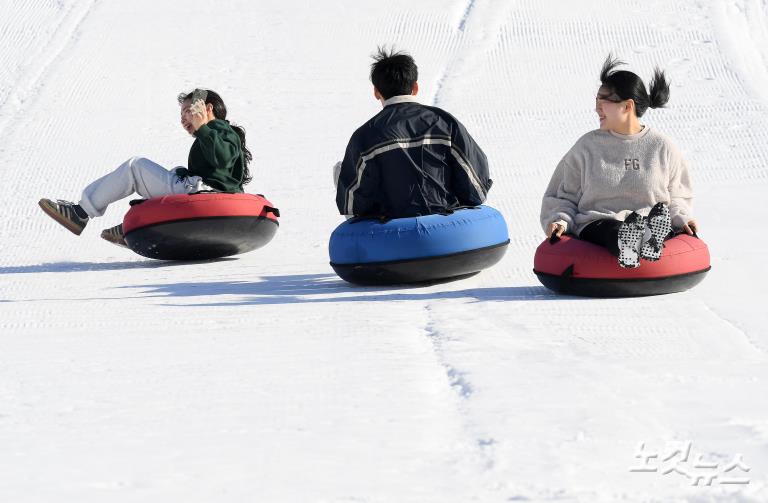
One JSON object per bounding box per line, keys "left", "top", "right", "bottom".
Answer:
{"left": 1, "top": 1, "right": 767, "bottom": 501}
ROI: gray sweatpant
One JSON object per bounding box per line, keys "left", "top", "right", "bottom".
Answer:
{"left": 78, "top": 157, "right": 210, "bottom": 218}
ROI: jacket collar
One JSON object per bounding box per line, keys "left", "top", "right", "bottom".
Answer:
{"left": 382, "top": 95, "right": 420, "bottom": 107}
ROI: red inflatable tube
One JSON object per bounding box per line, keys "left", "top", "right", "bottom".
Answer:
{"left": 123, "top": 192, "right": 278, "bottom": 234}
{"left": 122, "top": 193, "right": 279, "bottom": 261}
{"left": 533, "top": 234, "right": 711, "bottom": 297}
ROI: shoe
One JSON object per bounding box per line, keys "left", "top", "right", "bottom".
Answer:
{"left": 38, "top": 198, "right": 88, "bottom": 235}
{"left": 617, "top": 212, "right": 646, "bottom": 269}
{"left": 100, "top": 224, "right": 127, "bottom": 248}
{"left": 641, "top": 202, "right": 672, "bottom": 262}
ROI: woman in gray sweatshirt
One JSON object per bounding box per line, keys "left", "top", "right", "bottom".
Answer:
{"left": 540, "top": 55, "right": 698, "bottom": 268}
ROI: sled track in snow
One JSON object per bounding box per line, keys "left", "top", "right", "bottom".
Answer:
{"left": 0, "top": 0, "right": 98, "bottom": 138}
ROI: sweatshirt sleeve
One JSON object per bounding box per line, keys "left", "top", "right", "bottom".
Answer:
{"left": 193, "top": 121, "right": 241, "bottom": 175}
{"left": 336, "top": 132, "right": 379, "bottom": 216}
{"left": 540, "top": 154, "right": 582, "bottom": 233}
{"left": 667, "top": 144, "right": 694, "bottom": 229}
{"left": 449, "top": 118, "right": 492, "bottom": 206}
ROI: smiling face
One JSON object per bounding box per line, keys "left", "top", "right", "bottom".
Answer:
{"left": 180, "top": 99, "right": 195, "bottom": 135}
{"left": 595, "top": 85, "right": 628, "bottom": 131}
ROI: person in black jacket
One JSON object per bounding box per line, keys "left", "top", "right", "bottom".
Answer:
{"left": 335, "top": 48, "right": 492, "bottom": 219}
{"left": 39, "top": 89, "right": 252, "bottom": 246}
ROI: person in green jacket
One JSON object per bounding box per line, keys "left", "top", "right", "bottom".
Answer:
{"left": 39, "top": 88, "right": 252, "bottom": 246}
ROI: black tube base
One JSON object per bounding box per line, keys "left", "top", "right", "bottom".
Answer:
{"left": 125, "top": 216, "right": 278, "bottom": 261}
{"left": 331, "top": 241, "right": 509, "bottom": 285}
{"left": 534, "top": 267, "right": 710, "bottom": 298}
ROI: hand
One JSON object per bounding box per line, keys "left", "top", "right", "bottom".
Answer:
{"left": 682, "top": 219, "right": 698, "bottom": 235}
{"left": 547, "top": 222, "right": 566, "bottom": 238}
{"left": 188, "top": 99, "right": 210, "bottom": 132}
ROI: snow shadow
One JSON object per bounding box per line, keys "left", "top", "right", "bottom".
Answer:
{"left": 0, "top": 258, "right": 237, "bottom": 274}
{"left": 119, "top": 273, "right": 564, "bottom": 306}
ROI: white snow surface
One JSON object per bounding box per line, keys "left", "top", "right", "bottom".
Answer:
{"left": 1, "top": 1, "right": 767, "bottom": 501}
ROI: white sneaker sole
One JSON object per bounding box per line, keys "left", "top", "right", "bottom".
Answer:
{"left": 642, "top": 206, "right": 672, "bottom": 262}
{"left": 618, "top": 215, "right": 646, "bottom": 269}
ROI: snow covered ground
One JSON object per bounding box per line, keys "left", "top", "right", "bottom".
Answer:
{"left": 1, "top": 0, "right": 767, "bottom": 501}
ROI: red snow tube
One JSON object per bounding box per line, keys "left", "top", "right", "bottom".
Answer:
{"left": 122, "top": 193, "right": 279, "bottom": 260}
{"left": 533, "top": 234, "right": 710, "bottom": 297}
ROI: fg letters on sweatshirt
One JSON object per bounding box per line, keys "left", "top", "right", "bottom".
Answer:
{"left": 540, "top": 127, "right": 693, "bottom": 235}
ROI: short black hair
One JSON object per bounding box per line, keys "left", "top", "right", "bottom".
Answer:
{"left": 370, "top": 47, "right": 418, "bottom": 100}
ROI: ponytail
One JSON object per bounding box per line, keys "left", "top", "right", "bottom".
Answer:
{"left": 229, "top": 122, "right": 253, "bottom": 185}
{"left": 648, "top": 68, "right": 670, "bottom": 109}
{"left": 599, "top": 54, "right": 671, "bottom": 117}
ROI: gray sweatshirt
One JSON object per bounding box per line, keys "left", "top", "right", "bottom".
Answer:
{"left": 540, "top": 127, "right": 693, "bottom": 235}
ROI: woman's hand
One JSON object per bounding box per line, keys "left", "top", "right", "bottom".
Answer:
{"left": 188, "top": 99, "right": 211, "bottom": 132}
{"left": 682, "top": 219, "right": 698, "bottom": 235}
{"left": 547, "top": 221, "right": 566, "bottom": 238}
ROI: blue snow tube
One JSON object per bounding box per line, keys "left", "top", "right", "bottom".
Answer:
{"left": 329, "top": 205, "right": 509, "bottom": 285}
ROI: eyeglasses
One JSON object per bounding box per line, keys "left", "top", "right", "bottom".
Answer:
{"left": 596, "top": 93, "right": 624, "bottom": 104}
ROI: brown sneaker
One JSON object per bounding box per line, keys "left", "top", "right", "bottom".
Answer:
{"left": 100, "top": 224, "right": 127, "bottom": 248}
{"left": 38, "top": 198, "right": 89, "bottom": 235}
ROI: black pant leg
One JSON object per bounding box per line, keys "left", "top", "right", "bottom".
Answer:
{"left": 578, "top": 219, "right": 623, "bottom": 256}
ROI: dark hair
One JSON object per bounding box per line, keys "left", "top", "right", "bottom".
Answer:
{"left": 370, "top": 47, "right": 418, "bottom": 100}
{"left": 599, "top": 54, "right": 670, "bottom": 117}
{"left": 177, "top": 88, "right": 252, "bottom": 185}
